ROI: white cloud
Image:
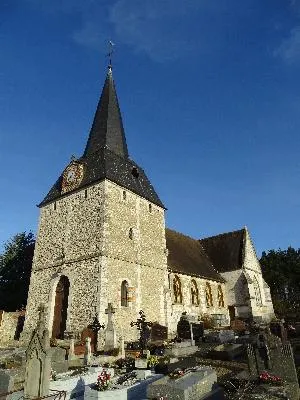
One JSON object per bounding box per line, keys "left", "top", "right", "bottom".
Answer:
{"left": 274, "top": 27, "right": 300, "bottom": 63}
{"left": 72, "top": 20, "right": 109, "bottom": 52}
{"left": 23, "top": 0, "right": 250, "bottom": 63}
{"left": 109, "top": 0, "right": 202, "bottom": 62}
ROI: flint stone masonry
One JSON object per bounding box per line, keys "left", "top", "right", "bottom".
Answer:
{"left": 168, "top": 272, "right": 228, "bottom": 335}
{"left": 0, "top": 312, "right": 23, "bottom": 345}
{"left": 21, "top": 66, "right": 276, "bottom": 347}
{"left": 23, "top": 179, "right": 168, "bottom": 342}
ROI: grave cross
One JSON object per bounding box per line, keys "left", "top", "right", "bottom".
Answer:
{"left": 105, "top": 303, "right": 116, "bottom": 329}
{"left": 130, "top": 310, "right": 153, "bottom": 351}
{"left": 90, "top": 315, "right": 105, "bottom": 354}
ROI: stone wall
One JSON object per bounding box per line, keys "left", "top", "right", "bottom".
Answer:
{"left": 99, "top": 181, "right": 168, "bottom": 340}
{"left": 167, "top": 272, "right": 228, "bottom": 334}
{"left": 23, "top": 179, "right": 169, "bottom": 342}
{"left": 0, "top": 311, "right": 22, "bottom": 345}
{"left": 243, "top": 228, "right": 275, "bottom": 322}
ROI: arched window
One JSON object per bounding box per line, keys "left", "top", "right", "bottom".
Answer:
{"left": 191, "top": 279, "right": 199, "bottom": 305}
{"left": 129, "top": 228, "right": 134, "bottom": 240}
{"left": 253, "top": 276, "right": 262, "bottom": 306}
{"left": 173, "top": 275, "right": 182, "bottom": 304}
{"left": 205, "top": 282, "right": 213, "bottom": 307}
{"left": 217, "top": 285, "right": 224, "bottom": 308}
{"left": 121, "top": 280, "right": 129, "bottom": 307}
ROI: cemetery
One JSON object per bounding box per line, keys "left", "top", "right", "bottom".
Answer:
{"left": 0, "top": 305, "right": 299, "bottom": 400}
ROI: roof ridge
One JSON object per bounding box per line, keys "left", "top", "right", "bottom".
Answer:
{"left": 165, "top": 227, "right": 198, "bottom": 242}
{"left": 200, "top": 227, "right": 245, "bottom": 241}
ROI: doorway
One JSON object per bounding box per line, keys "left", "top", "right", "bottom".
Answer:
{"left": 228, "top": 305, "right": 236, "bottom": 322}
{"left": 52, "top": 275, "right": 70, "bottom": 339}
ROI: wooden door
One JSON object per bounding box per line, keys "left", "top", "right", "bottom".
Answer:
{"left": 228, "top": 305, "right": 235, "bottom": 322}
{"left": 52, "top": 276, "right": 70, "bottom": 339}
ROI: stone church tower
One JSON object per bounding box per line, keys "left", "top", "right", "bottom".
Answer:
{"left": 23, "top": 66, "right": 169, "bottom": 342}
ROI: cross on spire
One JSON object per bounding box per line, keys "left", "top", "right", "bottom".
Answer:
{"left": 107, "top": 40, "right": 115, "bottom": 68}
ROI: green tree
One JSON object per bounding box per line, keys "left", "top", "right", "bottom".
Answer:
{"left": 0, "top": 232, "right": 35, "bottom": 311}
{"left": 260, "top": 247, "right": 300, "bottom": 318}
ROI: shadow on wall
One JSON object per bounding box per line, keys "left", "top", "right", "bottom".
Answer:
{"left": 233, "top": 274, "right": 250, "bottom": 306}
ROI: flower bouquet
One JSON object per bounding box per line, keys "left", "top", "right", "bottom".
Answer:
{"left": 94, "top": 369, "right": 111, "bottom": 391}
{"left": 259, "top": 371, "right": 283, "bottom": 386}
{"left": 168, "top": 368, "right": 185, "bottom": 379}
{"left": 148, "top": 355, "right": 159, "bottom": 369}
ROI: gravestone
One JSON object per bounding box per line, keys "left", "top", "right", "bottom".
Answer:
{"left": 0, "top": 369, "right": 16, "bottom": 393}
{"left": 191, "top": 322, "right": 204, "bottom": 342}
{"left": 150, "top": 322, "right": 168, "bottom": 342}
{"left": 165, "top": 341, "right": 198, "bottom": 357}
{"left": 69, "top": 338, "right": 75, "bottom": 360}
{"left": 24, "top": 304, "right": 51, "bottom": 399}
{"left": 270, "top": 321, "right": 288, "bottom": 343}
{"left": 231, "top": 319, "right": 246, "bottom": 333}
{"left": 119, "top": 336, "right": 125, "bottom": 359}
{"left": 81, "top": 327, "right": 96, "bottom": 353}
{"left": 135, "top": 357, "right": 151, "bottom": 380}
{"left": 147, "top": 367, "right": 224, "bottom": 400}
{"left": 208, "top": 344, "right": 244, "bottom": 361}
{"left": 177, "top": 313, "right": 191, "bottom": 340}
{"left": 130, "top": 310, "right": 152, "bottom": 351}
{"left": 84, "top": 337, "right": 92, "bottom": 366}
{"left": 247, "top": 329, "right": 300, "bottom": 400}
{"left": 204, "top": 329, "right": 235, "bottom": 344}
{"left": 50, "top": 346, "right": 68, "bottom": 373}
{"left": 210, "top": 314, "right": 228, "bottom": 328}
{"left": 104, "top": 303, "right": 117, "bottom": 351}
{"left": 89, "top": 315, "right": 105, "bottom": 353}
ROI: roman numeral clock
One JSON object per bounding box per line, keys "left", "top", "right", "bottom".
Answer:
{"left": 61, "top": 162, "right": 84, "bottom": 194}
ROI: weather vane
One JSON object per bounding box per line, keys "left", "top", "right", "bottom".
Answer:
{"left": 107, "top": 40, "right": 115, "bottom": 67}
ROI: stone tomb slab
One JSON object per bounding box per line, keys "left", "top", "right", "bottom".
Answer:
{"left": 207, "top": 344, "right": 244, "bottom": 361}
{"left": 147, "top": 367, "right": 220, "bottom": 400}
{"left": 84, "top": 374, "right": 163, "bottom": 400}
{"left": 165, "top": 341, "right": 198, "bottom": 357}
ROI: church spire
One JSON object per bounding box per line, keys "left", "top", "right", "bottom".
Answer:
{"left": 39, "top": 60, "right": 165, "bottom": 209}
{"left": 83, "top": 65, "right": 129, "bottom": 159}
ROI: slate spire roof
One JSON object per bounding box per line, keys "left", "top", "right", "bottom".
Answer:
{"left": 39, "top": 66, "right": 164, "bottom": 208}
{"left": 84, "top": 66, "right": 129, "bottom": 159}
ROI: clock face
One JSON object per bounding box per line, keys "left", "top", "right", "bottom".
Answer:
{"left": 66, "top": 168, "right": 76, "bottom": 183}
{"left": 61, "top": 162, "right": 84, "bottom": 194}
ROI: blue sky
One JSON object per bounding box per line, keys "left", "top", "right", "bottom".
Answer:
{"left": 1, "top": 0, "right": 300, "bottom": 255}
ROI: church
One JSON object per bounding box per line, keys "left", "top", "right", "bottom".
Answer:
{"left": 22, "top": 64, "right": 275, "bottom": 342}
